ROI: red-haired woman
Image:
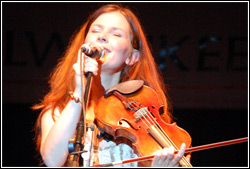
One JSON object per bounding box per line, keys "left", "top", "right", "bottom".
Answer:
{"left": 32, "top": 4, "right": 191, "bottom": 167}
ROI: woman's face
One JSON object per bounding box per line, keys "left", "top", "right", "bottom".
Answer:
{"left": 85, "top": 11, "right": 133, "bottom": 74}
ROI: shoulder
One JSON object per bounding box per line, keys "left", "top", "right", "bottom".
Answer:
{"left": 41, "top": 106, "right": 61, "bottom": 123}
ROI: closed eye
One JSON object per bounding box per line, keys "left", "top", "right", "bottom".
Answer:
{"left": 91, "top": 29, "right": 100, "bottom": 33}
{"left": 113, "top": 32, "right": 122, "bottom": 37}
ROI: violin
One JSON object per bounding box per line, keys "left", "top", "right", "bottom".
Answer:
{"left": 94, "top": 80, "right": 192, "bottom": 167}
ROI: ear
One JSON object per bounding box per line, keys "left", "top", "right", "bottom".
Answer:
{"left": 125, "top": 49, "right": 140, "bottom": 66}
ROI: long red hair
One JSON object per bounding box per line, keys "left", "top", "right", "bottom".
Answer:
{"left": 32, "top": 3, "right": 173, "bottom": 155}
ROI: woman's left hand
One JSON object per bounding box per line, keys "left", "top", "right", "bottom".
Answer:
{"left": 151, "top": 143, "right": 190, "bottom": 167}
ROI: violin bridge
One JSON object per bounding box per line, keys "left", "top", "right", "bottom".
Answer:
{"left": 134, "top": 107, "right": 148, "bottom": 122}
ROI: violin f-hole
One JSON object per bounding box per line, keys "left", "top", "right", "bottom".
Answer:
{"left": 119, "top": 119, "right": 140, "bottom": 130}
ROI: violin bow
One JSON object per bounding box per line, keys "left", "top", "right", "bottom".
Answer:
{"left": 92, "top": 137, "right": 248, "bottom": 167}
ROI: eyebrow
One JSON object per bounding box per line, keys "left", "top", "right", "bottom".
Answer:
{"left": 91, "top": 24, "right": 126, "bottom": 34}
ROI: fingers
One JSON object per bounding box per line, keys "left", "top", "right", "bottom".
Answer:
{"left": 73, "top": 46, "right": 99, "bottom": 90}
{"left": 169, "top": 143, "right": 186, "bottom": 167}
{"left": 73, "top": 52, "right": 99, "bottom": 76}
{"left": 152, "top": 147, "right": 174, "bottom": 167}
{"left": 186, "top": 154, "right": 191, "bottom": 163}
{"left": 163, "top": 146, "right": 174, "bottom": 165}
{"left": 152, "top": 143, "right": 188, "bottom": 167}
{"left": 84, "top": 56, "right": 98, "bottom": 75}
{"left": 151, "top": 149, "right": 163, "bottom": 167}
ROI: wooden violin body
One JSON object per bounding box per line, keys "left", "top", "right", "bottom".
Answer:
{"left": 94, "top": 81, "right": 192, "bottom": 166}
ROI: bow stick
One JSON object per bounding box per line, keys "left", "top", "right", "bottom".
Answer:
{"left": 92, "top": 137, "right": 248, "bottom": 167}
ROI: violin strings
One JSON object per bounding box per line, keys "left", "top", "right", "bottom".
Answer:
{"left": 128, "top": 100, "right": 161, "bottom": 129}
{"left": 129, "top": 100, "right": 172, "bottom": 143}
{"left": 127, "top": 100, "right": 153, "bottom": 129}
{"left": 139, "top": 108, "right": 191, "bottom": 166}
{"left": 128, "top": 101, "right": 191, "bottom": 167}
{"left": 114, "top": 91, "right": 191, "bottom": 166}
{"left": 140, "top": 107, "right": 177, "bottom": 147}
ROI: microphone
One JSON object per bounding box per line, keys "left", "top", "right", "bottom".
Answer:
{"left": 81, "top": 44, "right": 104, "bottom": 59}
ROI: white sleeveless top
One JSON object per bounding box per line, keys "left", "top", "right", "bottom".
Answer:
{"left": 53, "top": 107, "right": 138, "bottom": 167}
{"left": 81, "top": 128, "right": 138, "bottom": 167}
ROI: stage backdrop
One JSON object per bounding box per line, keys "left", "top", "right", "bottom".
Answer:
{"left": 2, "top": 2, "right": 248, "bottom": 167}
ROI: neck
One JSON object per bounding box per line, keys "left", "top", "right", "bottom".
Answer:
{"left": 86, "top": 71, "right": 121, "bottom": 122}
{"left": 101, "top": 71, "right": 121, "bottom": 91}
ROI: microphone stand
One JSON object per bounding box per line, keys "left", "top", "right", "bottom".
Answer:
{"left": 68, "top": 50, "right": 101, "bottom": 167}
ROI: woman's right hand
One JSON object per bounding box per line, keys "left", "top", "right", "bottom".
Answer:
{"left": 73, "top": 45, "right": 99, "bottom": 92}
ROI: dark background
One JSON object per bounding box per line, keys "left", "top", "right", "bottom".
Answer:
{"left": 2, "top": 2, "right": 248, "bottom": 167}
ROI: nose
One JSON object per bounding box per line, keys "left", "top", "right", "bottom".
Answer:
{"left": 97, "top": 32, "right": 108, "bottom": 43}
